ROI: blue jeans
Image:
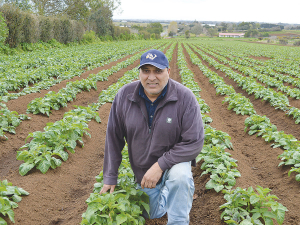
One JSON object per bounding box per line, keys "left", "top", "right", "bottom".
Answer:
{"left": 137, "top": 161, "right": 194, "bottom": 225}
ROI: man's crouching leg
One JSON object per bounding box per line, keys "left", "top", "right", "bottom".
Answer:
{"left": 138, "top": 161, "right": 194, "bottom": 225}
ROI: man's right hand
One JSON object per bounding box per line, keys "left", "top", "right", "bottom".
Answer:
{"left": 100, "top": 184, "right": 116, "bottom": 195}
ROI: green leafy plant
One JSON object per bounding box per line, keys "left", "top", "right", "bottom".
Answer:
{"left": 81, "top": 146, "right": 150, "bottom": 225}
{"left": 202, "top": 114, "right": 213, "bottom": 124}
{"left": 244, "top": 114, "right": 300, "bottom": 181}
{"left": 196, "top": 145, "right": 240, "bottom": 192}
{"left": 220, "top": 186, "right": 288, "bottom": 225}
{"left": 0, "top": 12, "right": 8, "bottom": 45}
{"left": 0, "top": 180, "right": 29, "bottom": 224}
{"left": 244, "top": 115, "right": 276, "bottom": 136}
{"left": 286, "top": 107, "right": 300, "bottom": 124}
{"left": 204, "top": 125, "right": 233, "bottom": 149}
{"left": 17, "top": 106, "right": 100, "bottom": 175}
{"left": 223, "top": 93, "right": 256, "bottom": 116}
{"left": 288, "top": 165, "right": 300, "bottom": 182}
{"left": 0, "top": 103, "right": 30, "bottom": 139}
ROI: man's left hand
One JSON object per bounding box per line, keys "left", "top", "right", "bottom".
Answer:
{"left": 141, "top": 162, "right": 163, "bottom": 189}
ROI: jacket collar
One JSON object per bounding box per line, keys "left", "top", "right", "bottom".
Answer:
{"left": 128, "top": 79, "right": 178, "bottom": 105}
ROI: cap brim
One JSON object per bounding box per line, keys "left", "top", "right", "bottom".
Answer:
{"left": 138, "top": 62, "right": 167, "bottom": 70}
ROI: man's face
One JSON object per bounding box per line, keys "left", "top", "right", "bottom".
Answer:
{"left": 139, "top": 64, "right": 170, "bottom": 101}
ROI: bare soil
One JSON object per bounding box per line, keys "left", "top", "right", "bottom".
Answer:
{"left": 1, "top": 42, "right": 300, "bottom": 225}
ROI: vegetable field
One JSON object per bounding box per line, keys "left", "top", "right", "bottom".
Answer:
{"left": 1, "top": 39, "right": 300, "bottom": 225}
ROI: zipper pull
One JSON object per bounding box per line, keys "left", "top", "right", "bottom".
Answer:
{"left": 149, "top": 128, "right": 151, "bottom": 134}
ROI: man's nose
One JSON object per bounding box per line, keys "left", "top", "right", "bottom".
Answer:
{"left": 148, "top": 73, "right": 156, "bottom": 81}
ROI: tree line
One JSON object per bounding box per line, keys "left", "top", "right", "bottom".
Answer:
{"left": 0, "top": 0, "right": 156, "bottom": 50}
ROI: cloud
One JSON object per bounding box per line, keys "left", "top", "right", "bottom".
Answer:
{"left": 114, "top": 0, "right": 300, "bottom": 24}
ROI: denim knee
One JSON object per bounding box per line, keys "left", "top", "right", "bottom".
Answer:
{"left": 165, "top": 161, "right": 193, "bottom": 183}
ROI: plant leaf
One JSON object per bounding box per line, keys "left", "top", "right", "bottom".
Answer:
{"left": 19, "top": 162, "right": 35, "bottom": 176}
{"left": 116, "top": 213, "right": 127, "bottom": 225}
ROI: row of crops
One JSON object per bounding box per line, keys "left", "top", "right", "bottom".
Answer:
{"left": 1, "top": 38, "right": 300, "bottom": 224}
{"left": 188, "top": 42, "right": 300, "bottom": 181}
{"left": 179, "top": 42, "right": 288, "bottom": 225}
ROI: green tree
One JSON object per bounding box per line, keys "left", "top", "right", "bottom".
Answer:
{"left": 139, "top": 30, "right": 150, "bottom": 39}
{"left": 237, "top": 22, "right": 257, "bottom": 30}
{"left": 227, "top": 23, "right": 235, "bottom": 32}
{"left": 220, "top": 22, "right": 227, "bottom": 32}
{"left": 132, "top": 24, "right": 142, "bottom": 31}
{"left": 0, "top": 4, "right": 25, "bottom": 47}
{"left": 30, "top": 0, "right": 47, "bottom": 15}
{"left": 146, "top": 22, "right": 163, "bottom": 35}
{"left": 168, "top": 31, "right": 175, "bottom": 37}
{"left": 185, "top": 30, "right": 190, "bottom": 39}
{"left": 31, "top": 0, "right": 120, "bottom": 21}
{"left": 190, "top": 23, "right": 203, "bottom": 35}
{"left": 62, "top": 0, "right": 90, "bottom": 21}
{"left": 88, "top": 4, "right": 113, "bottom": 37}
{"left": 245, "top": 29, "right": 259, "bottom": 37}
{"left": 207, "top": 27, "right": 218, "bottom": 37}
{"left": 0, "top": 11, "right": 8, "bottom": 44}
{"left": 168, "top": 21, "right": 177, "bottom": 35}
{"left": 1, "top": 0, "right": 32, "bottom": 11}
{"left": 31, "top": 0, "right": 89, "bottom": 19}
{"left": 113, "top": 25, "right": 130, "bottom": 38}
{"left": 21, "top": 13, "right": 36, "bottom": 43}
{"left": 39, "top": 17, "right": 53, "bottom": 42}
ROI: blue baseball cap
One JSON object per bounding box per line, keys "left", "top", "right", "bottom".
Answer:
{"left": 138, "top": 49, "right": 169, "bottom": 70}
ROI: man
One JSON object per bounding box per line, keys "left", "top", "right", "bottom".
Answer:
{"left": 100, "top": 49, "right": 205, "bottom": 224}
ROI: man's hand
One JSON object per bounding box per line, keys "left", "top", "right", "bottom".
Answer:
{"left": 141, "top": 162, "right": 163, "bottom": 189}
{"left": 100, "top": 184, "right": 116, "bottom": 195}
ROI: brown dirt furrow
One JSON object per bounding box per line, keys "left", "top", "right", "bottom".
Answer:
{"left": 184, "top": 44, "right": 300, "bottom": 224}
{"left": 249, "top": 56, "right": 271, "bottom": 61}
{"left": 169, "top": 43, "right": 181, "bottom": 83}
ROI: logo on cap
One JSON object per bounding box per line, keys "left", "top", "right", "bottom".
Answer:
{"left": 146, "top": 53, "right": 157, "bottom": 60}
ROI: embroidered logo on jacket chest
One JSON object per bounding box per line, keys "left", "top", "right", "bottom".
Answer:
{"left": 166, "top": 117, "right": 172, "bottom": 123}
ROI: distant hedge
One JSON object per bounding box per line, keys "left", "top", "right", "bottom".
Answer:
{"left": 0, "top": 4, "right": 84, "bottom": 47}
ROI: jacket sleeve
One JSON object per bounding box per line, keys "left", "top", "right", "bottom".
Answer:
{"left": 157, "top": 97, "right": 204, "bottom": 171}
{"left": 103, "top": 91, "right": 126, "bottom": 185}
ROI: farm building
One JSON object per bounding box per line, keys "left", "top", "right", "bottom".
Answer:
{"left": 219, "top": 33, "right": 245, "bottom": 38}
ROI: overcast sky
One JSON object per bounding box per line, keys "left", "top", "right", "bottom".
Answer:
{"left": 113, "top": 0, "right": 300, "bottom": 24}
